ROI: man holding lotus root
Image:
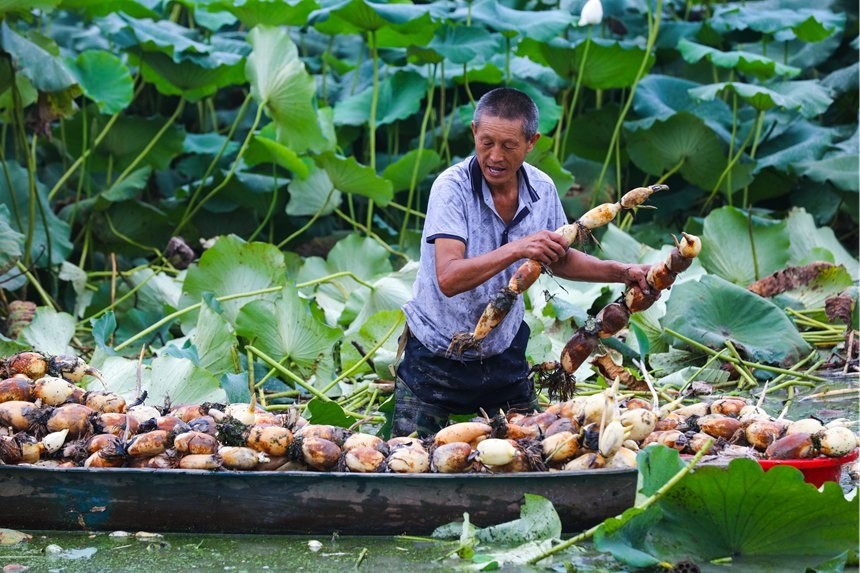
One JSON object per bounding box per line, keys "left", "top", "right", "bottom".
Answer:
{"left": 394, "top": 87, "right": 652, "bottom": 437}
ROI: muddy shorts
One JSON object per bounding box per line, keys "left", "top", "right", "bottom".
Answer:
{"left": 392, "top": 322, "right": 538, "bottom": 437}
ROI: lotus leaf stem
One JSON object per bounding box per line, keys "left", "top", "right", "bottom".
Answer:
{"left": 663, "top": 328, "right": 827, "bottom": 382}
{"left": 114, "top": 285, "right": 284, "bottom": 351}
{"left": 320, "top": 313, "right": 404, "bottom": 394}
{"left": 593, "top": 0, "right": 663, "bottom": 204}
{"left": 528, "top": 441, "right": 713, "bottom": 564}
{"left": 398, "top": 67, "right": 436, "bottom": 250}
{"left": 48, "top": 111, "right": 122, "bottom": 201}
{"left": 15, "top": 261, "right": 57, "bottom": 311}
{"left": 723, "top": 339, "right": 758, "bottom": 388}
{"left": 278, "top": 187, "right": 337, "bottom": 248}
{"left": 245, "top": 345, "right": 330, "bottom": 402}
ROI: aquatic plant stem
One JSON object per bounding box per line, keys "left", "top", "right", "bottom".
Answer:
{"left": 48, "top": 112, "right": 122, "bottom": 201}
{"left": 592, "top": 0, "right": 662, "bottom": 205}
{"left": 246, "top": 344, "right": 330, "bottom": 402}
{"left": 559, "top": 27, "right": 592, "bottom": 161}
{"left": 528, "top": 442, "right": 713, "bottom": 564}
{"left": 365, "top": 30, "right": 380, "bottom": 233}
{"left": 398, "top": 68, "right": 436, "bottom": 250}
{"left": 723, "top": 339, "right": 758, "bottom": 388}
{"left": 319, "top": 313, "right": 404, "bottom": 395}
{"left": 663, "top": 328, "right": 827, "bottom": 382}
{"left": 176, "top": 99, "right": 266, "bottom": 233}
{"left": 109, "top": 98, "right": 186, "bottom": 192}
{"left": 174, "top": 92, "right": 253, "bottom": 235}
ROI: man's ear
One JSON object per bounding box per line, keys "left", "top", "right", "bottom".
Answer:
{"left": 527, "top": 132, "right": 541, "bottom": 153}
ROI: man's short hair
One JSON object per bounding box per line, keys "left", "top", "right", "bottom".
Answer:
{"left": 473, "top": 87, "right": 539, "bottom": 140}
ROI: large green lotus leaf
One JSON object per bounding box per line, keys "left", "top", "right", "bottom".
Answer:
{"left": 88, "top": 201, "right": 172, "bottom": 258}
{"left": 597, "top": 446, "right": 858, "bottom": 572}
{"left": 630, "top": 75, "right": 732, "bottom": 141}
{"left": 296, "top": 233, "right": 392, "bottom": 326}
{"left": 245, "top": 129, "right": 311, "bottom": 179}
{"left": 626, "top": 113, "right": 754, "bottom": 194}
{"left": 0, "top": 161, "right": 73, "bottom": 266}
{"left": 138, "top": 50, "right": 246, "bottom": 101}
{"left": 101, "top": 14, "right": 211, "bottom": 60}
{"left": 314, "top": 152, "right": 393, "bottom": 205}
{"left": 663, "top": 275, "right": 812, "bottom": 365}
{"left": 799, "top": 152, "right": 859, "bottom": 193}
{"left": 90, "top": 353, "right": 227, "bottom": 405}
{"left": 677, "top": 39, "right": 800, "bottom": 80}
{"left": 517, "top": 36, "right": 652, "bottom": 89}
{"left": 333, "top": 70, "right": 426, "bottom": 128}
{"left": 180, "top": 235, "right": 287, "bottom": 326}
{"left": 189, "top": 299, "right": 237, "bottom": 378}
{"left": 235, "top": 284, "right": 341, "bottom": 371}
{"left": 708, "top": 5, "right": 844, "bottom": 42}
{"left": 206, "top": 0, "right": 318, "bottom": 27}
{"left": 511, "top": 77, "right": 562, "bottom": 135}
{"left": 381, "top": 148, "right": 441, "bottom": 193}
{"left": 0, "top": 22, "right": 77, "bottom": 93}
{"left": 57, "top": 0, "right": 158, "bottom": 18}
{"left": 313, "top": 0, "right": 428, "bottom": 31}
{"left": 184, "top": 132, "right": 240, "bottom": 157}
{"left": 785, "top": 208, "right": 859, "bottom": 279}
{"left": 341, "top": 309, "right": 404, "bottom": 379}
{"left": 754, "top": 120, "right": 835, "bottom": 174}
{"left": 564, "top": 105, "right": 620, "bottom": 162}
{"left": 822, "top": 63, "right": 858, "bottom": 96}
{"left": 699, "top": 206, "right": 790, "bottom": 285}
{"left": 246, "top": 25, "right": 329, "bottom": 153}
{"left": 19, "top": 308, "right": 75, "bottom": 356}
{"left": 525, "top": 137, "right": 574, "bottom": 197}
{"left": 0, "top": 0, "right": 59, "bottom": 15}
{"left": 62, "top": 112, "right": 185, "bottom": 173}
{"left": 66, "top": 50, "right": 133, "bottom": 114}
{"left": 286, "top": 162, "right": 341, "bottom": 217}
{"left": 689, "top": 81, "right": 832, "bottom": 118}
{"left": 342, "top": 261, "right": 416, "bottom": 334}
{"left": 411, "top": 25, "right": 500, "bottom": 65}
{"left": 468, "top": 0, "right": 572, "bottom": 41}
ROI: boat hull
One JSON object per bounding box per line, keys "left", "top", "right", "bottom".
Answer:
{"left": 0, "top": 465, "right": 636, "bottom": 535}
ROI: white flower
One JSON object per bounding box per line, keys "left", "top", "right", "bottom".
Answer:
{"left": 578, "top": 0, "right": 603, "bottom": 26}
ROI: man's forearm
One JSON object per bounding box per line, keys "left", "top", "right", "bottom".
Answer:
{"left": 550, "top": 249, "right": 628, "bottom": 284}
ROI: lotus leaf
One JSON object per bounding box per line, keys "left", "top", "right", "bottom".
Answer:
{"left": 597, "top": 446, "right": 858, "bottom": 573}
{"left": 699, "top": 206, "right": 791, "bottom": 285}
{"left": 236, "top": 284, "right": 341, "bottom": 371}
{"left": 180, "top": 235, "right": 287, "bottom": 326}
{"left": 663, "top": 274, "right": 812, "bottom": 366}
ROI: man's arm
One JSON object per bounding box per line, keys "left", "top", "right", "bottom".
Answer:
{"left": 550, "top": 248, "right": 651, "bottom": 292}
{"left": 434, "top": 230, "right": 568, "bottom": 297}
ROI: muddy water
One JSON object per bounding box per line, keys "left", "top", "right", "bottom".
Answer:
{"left": 0, "top": 531, "right": 622, "bottom": 572}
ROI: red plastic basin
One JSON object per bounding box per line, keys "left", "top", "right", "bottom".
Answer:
{"left": 758, "top": 448, "right": 859, "bottom": 488}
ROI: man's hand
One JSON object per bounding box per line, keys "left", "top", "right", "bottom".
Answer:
{"left": 514, "top": 230, "right": 569, "bottom": 266}
{"left": 623, "top": 264, "right": 652, "bottom": 293}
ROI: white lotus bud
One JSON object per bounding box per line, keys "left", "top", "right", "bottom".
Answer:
{"left": 579, "top": 0, "right": 603, "bottom": 26}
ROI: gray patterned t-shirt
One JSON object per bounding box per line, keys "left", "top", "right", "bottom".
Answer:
{"left": 402, "top": 156, "right": 568, "bottom": 359}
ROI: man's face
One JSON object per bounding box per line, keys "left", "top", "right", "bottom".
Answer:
{"left": 471, "top": 115, "right": 539, "bottom": 193}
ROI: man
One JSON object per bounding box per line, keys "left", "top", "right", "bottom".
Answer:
{"left": 394, "top": 87, "right": 650, "bottom": 437}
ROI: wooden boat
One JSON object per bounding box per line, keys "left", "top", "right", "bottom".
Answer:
{"left": 0, "top": 464, "right": 637, "bottom": 535}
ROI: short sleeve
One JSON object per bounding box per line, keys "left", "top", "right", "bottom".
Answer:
{"left": 424, "top": 173, "right": 468, "bottom": 244}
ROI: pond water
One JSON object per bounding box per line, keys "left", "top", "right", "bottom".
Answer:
{"left": 2, "top": 374, "right": 856, "bottom": 573}
{"left": 0, "top": 530, "right": 627, "bottom": 572}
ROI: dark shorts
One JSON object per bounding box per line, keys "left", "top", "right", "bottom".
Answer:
{"left": 393, "top": 322, "right": 538, "bottom": 436}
